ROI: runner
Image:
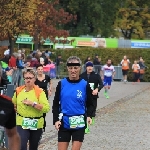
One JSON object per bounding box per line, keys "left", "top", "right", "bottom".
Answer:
{"left": 0, "top": 94, "right": 20, "bottom": 150}
{"left": 120, "top": 55, "right": 130, "bottom": 83}
{"left": 52, "top": 56, "right": 94, "bottom": 150}
{"left": 12, "top": 69, "right": 50, "bottom": 150}
{"left": 101, "top": 59, "right": 115, "bottom": 99}
{"left": 132, "top": 60, "right": 140, "bottom": 83}
{"left": 80, "top": 61, "right": 103, "bottom": 133}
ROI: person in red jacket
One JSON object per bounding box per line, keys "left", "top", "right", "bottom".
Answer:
{"left": 9, "top": 53, "right": 17, "bottom": 69}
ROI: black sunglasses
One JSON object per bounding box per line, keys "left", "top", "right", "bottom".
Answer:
{"left": 24, "top": 77, "right": 34, "bottom": 80}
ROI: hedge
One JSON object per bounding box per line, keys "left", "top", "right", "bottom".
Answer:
{"left": 17, "top": 47, "right": 150, "bottom": 81}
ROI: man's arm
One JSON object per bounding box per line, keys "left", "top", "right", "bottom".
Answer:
{"left": 52, "top": 81, "right": 61, "bottom": 125}
{"left": 5, "top": 107, "right": 20, "bottom": 150}
{"left": 6, "top": 127, "right": 20, "bottom": 150}
{"left": 86, "top": 84, "right": 94, "bottom": 118}
{"left": 97, "top": 74, "right": 104, "bottom": 92}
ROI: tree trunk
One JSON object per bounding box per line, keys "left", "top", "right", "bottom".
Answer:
{"left": 8, "top": 36, "right": 14, "bottom": 55}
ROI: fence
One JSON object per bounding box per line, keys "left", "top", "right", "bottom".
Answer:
{"left": 6, "top": 64, "right": 123, "bottom": 90}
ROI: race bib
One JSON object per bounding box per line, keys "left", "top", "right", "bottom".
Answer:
{"left": 89, "top": 83, "right": 94, "bottom": 90}
{"left": 22, "top": 118, "right": 38, "bottom": 130}
{"left": 69, "top": 115, "right": 85, "bottom": 128}
{"left": 123, "top": 62, "right": 127, "bottom": 66}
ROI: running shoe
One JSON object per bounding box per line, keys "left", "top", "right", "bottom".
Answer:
{"left": 104, "top": 92, "right": 107, "bottom": 96}
{"left": 85, "top": 127, "right": 90, "bottom": 134}
{"left": 92, "top": 117, "right": 95, "bottom": 125}
{"left": 106, "top": 95, "right": 110, "bottom": 99}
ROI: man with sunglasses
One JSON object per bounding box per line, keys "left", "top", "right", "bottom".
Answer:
{"left": 53, "top": 56, "right": 94, "bottom": 150}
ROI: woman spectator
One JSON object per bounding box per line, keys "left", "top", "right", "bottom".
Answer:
{"left": 12, "top": 69, "right": 50, "bottom": 150}
{"left": 84, "top": 56, "right": 91, "bottom": 64}
{"left": 139, "top": 58, "right": 148, "bottom": 82}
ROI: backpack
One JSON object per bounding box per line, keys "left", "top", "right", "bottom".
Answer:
{"left": 15, "top": 85, "right": 43, "bottom": 100}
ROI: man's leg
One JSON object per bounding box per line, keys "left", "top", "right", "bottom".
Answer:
{"left": 72, "top": 129, "right": 84, "bottom": 150}
{"left": 92, "top": 98, "right": 97, "bottom": 125}
{"left": 58, "top": 130, "right": 71, "bottom": 150}
{"left": 105, "top": 77, "right": 112, "bottom": 99}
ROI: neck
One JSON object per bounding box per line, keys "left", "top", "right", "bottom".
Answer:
{"left": 69, "top": 76, "right": 79, "bottom": 81}
{"left": 37, "top": 74, "right": 43, "bottom": 77}
{"left": 87, "top": 71, "right": 91, "bottom": 74}
{"left": 25, "top": 85, "right": 34, "bottom": 91}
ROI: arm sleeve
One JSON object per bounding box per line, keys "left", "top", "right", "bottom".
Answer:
{"left": 12, "top": 92, "right": 17, "bottom": 105}
{"left": 39, "top": 91, "right": 50, "bottom": 113}
{"left": 113, "top": 66, "right": 115, "bottom": 72}
{"left": 120, "top": 60, "right": 123, "bottom": 65}
{"left": 5, "top": 107, "right": 16, "bottom": 129}
{"left": 52, "top": 81, "right": 61, "bottom": 125}
{"left": 97, "top": 74, "right": 104, "bottom": 92}
{"left": 86, "top": 84, "right": 94, "bottom": 118}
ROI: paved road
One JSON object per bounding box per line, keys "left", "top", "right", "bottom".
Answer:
{"left": 38, "top": 80, "right": 150, "bottom": 149}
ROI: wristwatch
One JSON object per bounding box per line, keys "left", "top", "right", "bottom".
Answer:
{"left": 32, "top": 102, "right": 37, "bottom": 107}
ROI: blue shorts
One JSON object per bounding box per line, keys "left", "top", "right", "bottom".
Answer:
{"left": 103, "top": 76, "right": 112, "bottom": 86}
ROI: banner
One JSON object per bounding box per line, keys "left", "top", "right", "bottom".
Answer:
{"left": 131, "top": 40, "right": 150, "bottom": 48}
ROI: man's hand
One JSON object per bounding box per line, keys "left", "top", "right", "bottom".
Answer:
{"left": 92, "top": 88, "right": 98, "bottom": 95}
{"left": 87, "top": 117, "right": 92, "bottom": 125}
{"left": 55, "top": 121, "right": 61, "bottom": 130}
{"left": 112, "top": 74, "right": 115, "bottom": 79}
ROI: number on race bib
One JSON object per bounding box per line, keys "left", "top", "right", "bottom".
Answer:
{"left": 69, "top": 115, "right": 85, "bottom": 128}
{"left": 22, "top": 118, "right": 38, "bottom": 130}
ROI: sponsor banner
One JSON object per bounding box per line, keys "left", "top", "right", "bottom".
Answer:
{"left": 131, "top": 41, "right": 150, "bottom": 48}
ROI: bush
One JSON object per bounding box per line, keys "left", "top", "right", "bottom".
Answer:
{"left": 20, "top": 47, "right": 150, "bottom": 81}
{"left": 52, "top": 48, "right": 150, "bottom": 81}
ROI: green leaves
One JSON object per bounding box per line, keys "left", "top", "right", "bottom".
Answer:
{"left": 114, "top": 0, "right": 150, "bottom": 39}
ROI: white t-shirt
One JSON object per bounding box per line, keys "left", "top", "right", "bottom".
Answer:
{"left": 102, "top": 64, "right": 115, "bottom": 77}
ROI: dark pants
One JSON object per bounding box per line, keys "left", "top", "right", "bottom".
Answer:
{"left": 133, "top": 72, "right": 139, "bottom": 82}
{"left": 92, "top": 98, "right": 97, "bottom": 117}
{"left": 17, "top": 126, "right": 43, "bottom": 150}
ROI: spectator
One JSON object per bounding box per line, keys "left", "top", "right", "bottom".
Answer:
{"left": 84, "top": 56, "right": 91, "bottom": 64}
{"left": 55, "top": 55, "right": 63, "bottom": 79}
{"left": 16, "top": 54, "right": 24, "bottom": 69}
{"left": 139, "top": 58, "right": 148, "bottom": 82}
{"left": 9, "top": 53, "right": 17, "bottom": 69}
{"left": 93, "top": 54, "right": 101, "bottom": 75}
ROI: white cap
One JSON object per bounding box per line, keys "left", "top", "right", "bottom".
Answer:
{"left": 4, "top": 49, "right": 10, "bottom": 55}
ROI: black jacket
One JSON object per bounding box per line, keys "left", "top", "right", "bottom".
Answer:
{"left": 80, "top": 71, "right": 103, "bottom": 98}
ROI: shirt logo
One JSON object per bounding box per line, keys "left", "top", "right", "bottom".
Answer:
{"left": 0, "top": 110, "right": 5, "bottom": 115}
{"left": 77, "top": 90, "right": 82, "bottom": 98}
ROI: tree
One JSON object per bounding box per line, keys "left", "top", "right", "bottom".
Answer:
{"left": 29, "top": 0, "right": 74, "bottom": 49}
{"left": 59, "top": 0, "right": 103, "bottom": 36}
{"left": 114, "top": 0, "right": 150, "bottom": 39}
{"left": 0, "top": 0, "right": 38, "bottom": 53}
{"left": 0, "top": 0, "right": 74, "bottom": 53}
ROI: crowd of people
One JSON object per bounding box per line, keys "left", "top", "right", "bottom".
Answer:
{"left": 0, "top": 48, "right": 149, "bottom": 150}
{"left": 84, "top": 54, "right": 148, "bottom": 83}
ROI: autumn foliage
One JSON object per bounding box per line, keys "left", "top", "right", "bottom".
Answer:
{"left": 0, "top": 0, "right": 75, "bottom": 52}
